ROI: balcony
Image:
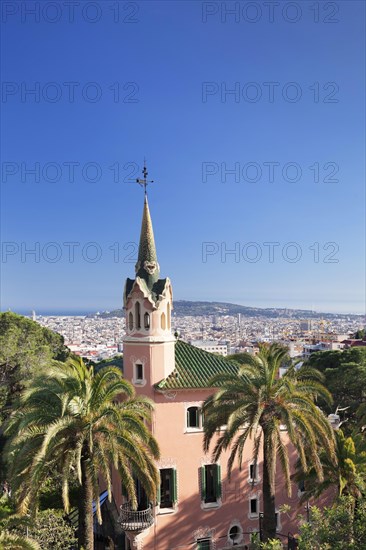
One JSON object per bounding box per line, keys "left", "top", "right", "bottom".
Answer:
{"left": 119, "top": 502, "right": 154, "bottom": 532}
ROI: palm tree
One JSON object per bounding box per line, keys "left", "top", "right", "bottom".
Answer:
{"left": 0, "top": 531, "right": 40, "bottom": 550}
{"left": 203, "top": 343, "right": 335, "bottom": 541}
{"left": 293, "top": 429, "right": 366, "bottom": 503}
{"left": 4, "top": 357, "right": 160, "bottom": 550}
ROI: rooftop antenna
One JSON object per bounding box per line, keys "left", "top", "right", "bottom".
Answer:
{"left": 136, "top": 158, "right": 154, "bottom": 195}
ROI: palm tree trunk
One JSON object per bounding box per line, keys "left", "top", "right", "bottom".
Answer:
{"left": 78, "top": 452, "right": 94, "bottom": 550}
{"left": 262, "top": 435, "right": 276, "bottom": 541}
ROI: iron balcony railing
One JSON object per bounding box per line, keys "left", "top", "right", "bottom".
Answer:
{"left": 119, "top": 502, "right": 154, "bottom": 532}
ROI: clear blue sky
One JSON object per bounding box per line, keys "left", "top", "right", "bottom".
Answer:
{"left": 1, "top": 0, "right": 365, "bottom": 314}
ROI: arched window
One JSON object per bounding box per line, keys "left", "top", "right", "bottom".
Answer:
{"left": 161, "top": 312, "right": 166, "bottom": 330}
{"left": 167, "top": 302, "right": 171, "bottom": 329}
{"left": 128, "top": 312, "right": 133, "bottom": 331}
{"left": 144, "top": 312, "right": 150, "bottom": 329}
{"left": 187, "top": 406, "right": 201, "bottom": 428}
{"left": 135, "top": 302, "right": 141, "bottom": 329}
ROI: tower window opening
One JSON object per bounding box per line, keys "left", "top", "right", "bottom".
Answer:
{"left": 144, "top": 312, "right": 150, "bottom": 329}
{"left": 167, "top": 302, "right": 171, "bottom": 329}
{"left": 135, "top": 363, "right": 143, "bottom": 382}
{"left": 161, "top": 312, "right": 166, "bottom": 330}
{"left": 135, "top": 301, "right": 141, "bottom": 329}
{"left": 128, "top": 312, "right": 133, "bottom": 331}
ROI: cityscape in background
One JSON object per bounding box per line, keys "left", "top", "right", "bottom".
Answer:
{"left": 31, "top": 302, "right": 366, "bottom": 362}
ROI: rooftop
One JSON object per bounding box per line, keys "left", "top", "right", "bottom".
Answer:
{"left": 156, "top": 339, "right": 237, "bottom": 390}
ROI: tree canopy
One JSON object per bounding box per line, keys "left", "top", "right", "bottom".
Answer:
{"left": 0, "top": 312, "right": 70, "bottom": 422}
{"left": 307, "top": 347, "right": 366, "bottom": 430}
{"left": 4, "top": 357, "right": 160, "bottom": 550}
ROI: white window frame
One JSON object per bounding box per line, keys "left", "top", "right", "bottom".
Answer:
{"left": 133, "top": 360, "right": 146, "bottom": 387}
{"left": 157, "top": 467, "right": 178, "bottom": 515}
{"left": 185, "top": 402, "right": 203, "bottom": 433}
{"left": 200, "top": 462, "right": 222, "bottom": 511}
{"left": 248, "top": 494, "right": 259, "bottom": 519}
{"left": 248, "top": 462, "right": 260, "bottom": 485}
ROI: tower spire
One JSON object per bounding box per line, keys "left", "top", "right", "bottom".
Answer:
{"left": 135, "top": 162, "right": 160, "bottom": 289}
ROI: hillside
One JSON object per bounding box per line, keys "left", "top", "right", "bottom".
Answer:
{"left": 89, "top": 300, "right": 363, "bottom": 320}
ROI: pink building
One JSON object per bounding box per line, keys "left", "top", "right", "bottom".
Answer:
{"left": 115, "top": 194, "right": 309, "bottom": 550}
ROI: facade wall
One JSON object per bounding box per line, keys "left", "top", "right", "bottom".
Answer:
{"left": 118, "top": 383, "right": 314, "bottom": 550}
{"left": 120, "top": 286, "right": 312, "bottom": 549}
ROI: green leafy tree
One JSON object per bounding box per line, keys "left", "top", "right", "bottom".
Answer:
{"left": 203, "top": 343, "right": 335, "bottom": 541}
{"left": 4, "top": 357, "right": 160, "bottom": 550}
{"left": 298, "top": 496, "right": 366, "bottom": 549}
{"left": 0, "top": 312, "right": 69, "bottom": 422}
{"left": 293, "top": 429, "right": 366, "bottom": 503}
{"left": 247, "top": 535, "right": 283, "bottom": 550}
{"left": 260, "top": 540, "right": 284, "bottom": 550}
{"left": 356, "top": 401, "right": 366, "bottom": 432}
{"left": 307, "top": 348, "right": 366, "bottom": 431}
{"left": 353, "top": 329, "right": 365, "bottom": 340}
{"left": 0, "top": 504, "right": 76, "bottom": 550}
{"left": 21, "top": 509, "right": 77, "bottom": 550}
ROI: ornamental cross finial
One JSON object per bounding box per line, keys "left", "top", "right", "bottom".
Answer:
{"left": 136, "top": 158, "right": 154, "bottom": 195}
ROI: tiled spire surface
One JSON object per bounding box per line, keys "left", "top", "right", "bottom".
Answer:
{"left": 135, "top": 195, "right": 160, "bottom": 289}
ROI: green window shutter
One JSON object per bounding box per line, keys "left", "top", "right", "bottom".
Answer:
{"left": 171, "top": 469, "right": 177, "bottom": 503}
{"left": 201, "top": 466, "right": 206, "bottom": 500}
{"left": 197, "top": 540, "right": 211, "bottom": 550}
{"left": 214, "top": 464, "right": 221, "bottom": 499}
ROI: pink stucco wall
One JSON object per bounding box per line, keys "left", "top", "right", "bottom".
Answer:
{"left": 118, "top": 282, "right": 332, "bottom": 549}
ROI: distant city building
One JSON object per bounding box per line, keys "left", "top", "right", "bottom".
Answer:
{"left": 303, "top": 340, "right": 344, "bottom": 357}
{"left": 189, "top": 339, "right": 228, "bottom": 356}
{"left": 341, "top": 338, "right": 366, "bottom": 348}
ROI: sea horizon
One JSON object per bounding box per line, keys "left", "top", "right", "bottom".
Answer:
{"left": 2, "top": 303, "right": 365, "bottom": 318}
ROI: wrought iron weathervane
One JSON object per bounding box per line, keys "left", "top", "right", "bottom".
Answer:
{"left": 136, "top": 159, "right": 154, "bottom": 195}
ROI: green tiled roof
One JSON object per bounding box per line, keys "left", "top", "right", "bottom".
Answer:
{"left": 155, "top": 340, "right": 238, "bottom": 390}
